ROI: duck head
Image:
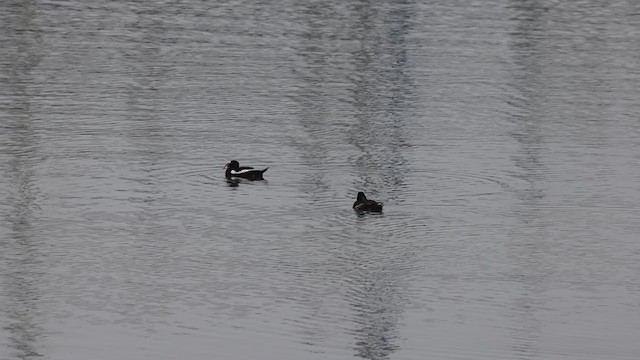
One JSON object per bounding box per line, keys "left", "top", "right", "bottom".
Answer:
{"left": 224, "top": 160, "right": 240, "bottom": 170}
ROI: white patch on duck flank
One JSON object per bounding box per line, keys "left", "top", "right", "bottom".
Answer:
{"left": 230, "top": 169, "right": 254, "bottom": 175}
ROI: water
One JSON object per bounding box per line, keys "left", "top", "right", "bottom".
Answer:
{"left": 2, "top": 0, "right": 640, "bottom": 359}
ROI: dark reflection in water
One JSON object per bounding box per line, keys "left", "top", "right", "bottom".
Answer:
{"left": 509, "top": 1, "right": 564, "bottom": 359}
{"left": 121, "top": 3, "right": 176, "bottom": 207}
{"left": 351, "top": 278, "right": 400, "bottom": 360}
{"left": 345, "top": 1, "right": 415, "bottom": 359}
{"left": 225, "top": 178, "right": 241, "bottom": 188}
{"left": 344, "top": 231, "right": 406, "bottom": 360}
{"left": 290, "top": 2, "right": 334, "bottom": 199}
{"left": 0, "top": 2, "right": 45, "bottom": 359}
{"left": 507, "top": 4, "right": 548, "bottom": 217}
{"left": 505, "top": 2, "right": 550, "bottom": 359}
{"left": 347, "top": 0, "right": 413, "bottom": 200}
{"left": 289, "top": 1, "right": 416, "bottom": 358}
{"left": 124, "top": 1, "right": 175, "bottom": 119}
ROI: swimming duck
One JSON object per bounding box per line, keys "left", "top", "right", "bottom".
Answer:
{"left": 353, "top": 192, "right": 383, "bottom": 212}
{"left": 224, "top": 160, "right": 268, "bottom": 180}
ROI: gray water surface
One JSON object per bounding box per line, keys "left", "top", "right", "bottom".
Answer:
{"left": 2, "top": 1, "right": 640, "bottom": 359}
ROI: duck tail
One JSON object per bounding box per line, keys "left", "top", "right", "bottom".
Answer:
{"left": 262, "top": 167, "right": 269, "bottom": 173}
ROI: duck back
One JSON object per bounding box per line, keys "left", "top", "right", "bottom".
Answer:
{"left": 353, "top": 192, "right": 383, "bottom": 212}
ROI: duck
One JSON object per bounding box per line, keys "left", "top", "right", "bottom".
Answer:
{"left": 353, "top": 191, "right": 383, "bottom": 212}
{"left": 224, "top": 160, "right": 268, "bottom": 180}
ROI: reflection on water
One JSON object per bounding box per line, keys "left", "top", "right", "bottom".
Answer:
{"left": 345, "top": 237, "right": 404, "bottom": 360}
{"left": 3, "top": 137, "right": 43, "bottom": 360}
{"left": 225, "top": 178, "right": 241, "bottom": 188}
{"left": 289, "top": 2, "right": 417, "bottom": 358}
{"left": 345, "top": 2, "right": 414, "bottom": 359}
{"left": 1, "top": 2, "right": 45, "bottom": 359}
{"left": 348, "top": 0, "right": 413, "bottom": 202}
{"left": 1, "top": 1, "right": 640, "bottom": 360}
{"left": 506, "top": 3, "right": 549, "bottom": 358}
{"left": 351, "top": 279, "right": 400, "bottom": 359}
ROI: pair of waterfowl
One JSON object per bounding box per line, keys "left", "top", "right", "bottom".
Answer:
{"left": 224, "top": 160, "right": 383, "bottom": 212}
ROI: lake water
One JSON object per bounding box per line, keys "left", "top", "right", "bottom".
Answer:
{"left": 1, "top": 1, "right": 640, "bottom": 359}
